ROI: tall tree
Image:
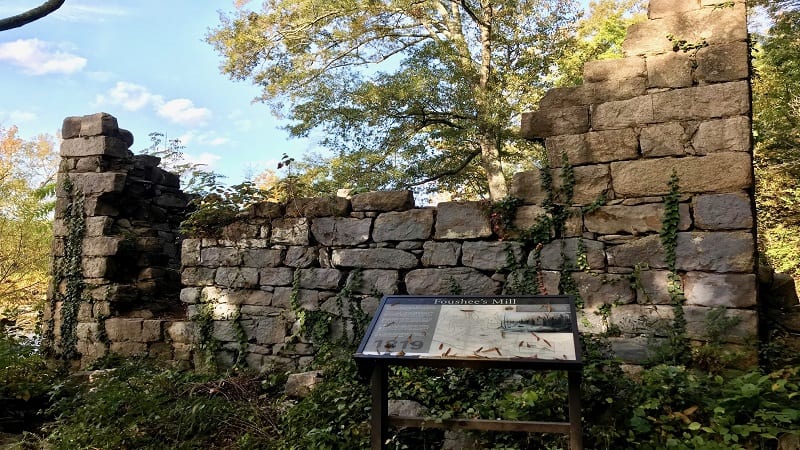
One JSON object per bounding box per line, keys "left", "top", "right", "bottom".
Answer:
{"left": 0, "top": 0, "right": 66, "bottom": 31}
{"left": 208, "top": 0, "right": 579, "bottom": 200}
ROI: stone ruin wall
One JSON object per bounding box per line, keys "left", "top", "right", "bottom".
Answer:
{"left": 45, "top": 0, "right": 760, "bottom": 370}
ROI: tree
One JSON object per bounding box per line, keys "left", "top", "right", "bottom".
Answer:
{"left": 0, "top": 0, "right": 66, "bottom": 32}
{"left": 0, "top": 126, "right": 58, "bottom": 327}
{"left": 751, "top": 2, "right": 800, "bottom": 279}
{"left": 208, "top": 0, "right": 580, "bottom": 200}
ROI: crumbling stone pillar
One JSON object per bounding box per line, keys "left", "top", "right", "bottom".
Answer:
{"left": 44, "top": 112, "right": 190, "bottom": 367}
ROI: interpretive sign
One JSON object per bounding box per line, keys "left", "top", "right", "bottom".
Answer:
{"left": 355, "top": 295, "right": 581, "bottom": 367}
{"left": 355, "top": 296, "right": 584, "bottom": 450}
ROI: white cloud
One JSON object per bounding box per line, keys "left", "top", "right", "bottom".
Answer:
{"left": 0, "top": 110, "right": 38, "bottom": 123}
{"left": 95, "top": 81, "right": 163, "bottom": 111}
{"left": 55, "top": 3, "right": 130, "bottom": 22}
{"left": 185, "top": 152, "right": 222, "bottom": 169}
{"left": 176, "top": 131, "right": 229, "bottom": 147}
{"left": 157, "top": 99, "right": 212, "bottom": 127}
{"left": 0, "top": 39, "right": 86, "bottom": 75}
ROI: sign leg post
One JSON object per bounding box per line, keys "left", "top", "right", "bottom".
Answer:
{"left": 568, "top": 370, "right": 583, "bottom": 450}
{"left": 370, "top": 364, "right": 388, "bottom": 450}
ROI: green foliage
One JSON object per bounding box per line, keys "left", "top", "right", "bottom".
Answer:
{"left": 665, "top": 34, "right": 709, "bottom": 53}
{"left": 191, "top": 292, "right": 221, "bottom": 371}
{"left": 180, "top": 180, "right": 269, "bottom": 238}
{"left": 208, "top": 0, "right": 580, "bottom": 199}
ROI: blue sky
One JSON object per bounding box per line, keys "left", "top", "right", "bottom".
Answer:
{"left": 1, "top": 1, "right": 593, "bottom": 185}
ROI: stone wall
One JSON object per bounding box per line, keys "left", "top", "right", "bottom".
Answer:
{"left": 45, "top": 0, "right": 759, "bottom": 369}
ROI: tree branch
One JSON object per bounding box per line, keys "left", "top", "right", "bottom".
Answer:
{"left": 404, "top": 148, "right": 481, "bottom": 187}
{"left": 0, "top": 0, "right": 66, "bottom": 31}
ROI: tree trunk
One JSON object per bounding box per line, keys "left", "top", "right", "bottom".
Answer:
{"left": 479, "top": 135, "right": 508, "bottom": 201}
{"left": 0, "top": 0, "right": 66, "bottom": 31}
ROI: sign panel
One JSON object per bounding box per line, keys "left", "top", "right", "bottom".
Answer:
{"left": 355, "top": 296, "right": 581, "bottom": 364}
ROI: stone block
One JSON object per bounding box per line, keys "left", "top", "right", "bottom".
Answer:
{"left": 349, "top": 269, "right": 399, "bottom": 295}
{"left": 241, "top": 248, "right": 283, "bottom": 268}
{"left": 462, "top": 241, "right": 524, "bottom": 271}
{"left": 250, "top": 201, "right": 283, "bottom": 219}
{"left": 535, "top": 238, "right": 605, "bottom": 271}
{"left": 510, "top": 205, "right": 549, "bottom": 233}
{"left": 105, "top": 318, "right": 142, "bottom": 341}
{"left": 520, "top": 106, "right": 590, "bottom": 139}
{"left": 652, "top": 81, "right": 750, "bottom": 123}
{"left": 692, "top": 192, "right": 752, "bottom": 230}
{"left": 60, "top": 136, "right": 129, "bottom": 158}
{"left": 684, "top": 306, "right": 757, "bottom": 343}
{"left": 200, "top": 247, "right": 241, "bottom": 267}
{"left": 110, "top": 341, "right": 147, "bottom": 356}
{"left": 585, "top": 203, "right": 691, "bottom": 235}
{"left": 85, "top": 217, "right": 112, "bottom": 236}
{"left": 606, "top": 234, "right": 667, "bottom": 269}
{"left": 284, "top": 246, "right": 316, "bottom": 268}
{"left": 546, "top": 129, "right": 638, "bottom": 167}
{"left": 695, "top": 41, "right": 749, "bottom": 83}
{"left": 572, "top": 272, "right": 635, "bottom": 308}
{"left": 260, "top": 267, "right": 296, "bottom": 286}
{"left": 141, "top": 320, "right": 163, "bottom": 342}
{"left": 373, "top": 209, "right": 434, "bottom": 241}
{"left": 181, "top": 239, "right": 201, "bottom": 266}
{"left": 249, "top": 317, "right": 288, "bottom": 345}
{"left": 640, "top": 122, "right": 688, "bottom": 157}
{"left": 648, "top": 0, "right": 701, "bottom": 19}
{"left": 271, "top": 218, "right": 310, "bottom": 245}
{"left": 552, "top": 164, "right": 611, "bottom": 206}
{"left": 81, "top": 112, "right": 119, "bottom": 136}
{"left": 331, "top": 248, "right": 418, "bottom": 269}
{"left": 684, "top": 272, "right": 757, "bottom": 308}
{"left": 421, "top": 241, "right": 461, "bottom": 267}
{"left": 675, "top": 231, "right": 754, "bottom": 272}
{"left": 691, "top": 116, "right": 750, "bottom": 154}
{"left": 298, "top": 268, "right": 342, "bottom": 290}
{"left": 609, "top": 336, "right": 657, "bottom": 364}
{"left": 311, "top": 217, "right": 371, "bottom": 245}
{"left": 584, "top": 77, "right": 648, "bottom": 104}
{"left": 635, "top": 270, "right": 673, "bottom": 304}
{"left": 646, "top": 52, "right": 693, "bottom": 88}
{"left": 166, "top": 321, "right": 196, "bottom": 344}
{"left": 285, "top": 196, "right": 350, "bottom": 218}
{"left": 434, "top": 202, "right": 492, "bottom": 239}
{"left": 538, "top": 86, "right": 590, "bottom": 108}
{"left": 583, "top": 57, "right": 646, "bottom": 83}
{"left": 623, "top": 3, "right": 747, "bottom": 56}
{"left": 405, "top": 268, "right": 499, "bottom": 295}
{"left": 509, "top": 170, "right": 548, "bottom": 205}
{"left": 610, "top": 304, "right": 674, "bottom": 335}
{"left": 285, "top": 371, "right": 323, "bottom": 398}
{"left": 351, "top": 190, "right": 414, "bottom": 211}
{"left": 82, "top": 236, "right": 123, "bottom": 256}
{"left": 82, "top": 257, "right": 113, "bottom": 278}
{"left": 58, "top": 172, "right": 126, "bottom": 195}
{"left": 610, "top": 153, "right": 753, "bottom": 197}
{"left": 591, "top": 95, "right": 654, "bottom": 130}
{"left": 215, "top": 267, "right": 259, "bottom": 289}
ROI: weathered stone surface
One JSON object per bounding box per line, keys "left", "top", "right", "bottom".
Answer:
{"left": 585, "top": 204, "right": 691, "bottom": 235}
{"left": 606, "top": 234, "right": 667, "bottom": 269}
{"left": 200, "top": 247, "right": 241, "bottom": 267}
{"left": 373, "top": 209, "right": 434, "bottom": 241}
{"left": 692, "top": 192, "right": 752, "bottom": 230}
{"left": 546, "top": 129, "right": 638, "bottom": 167}
{"left": 349, "top": 269, "right": 399, "bottom": 295}
{"left": 405, "top": 268, "right": 498, "bottom": 295}
{"left": 572, "top": 272, "right": 635, "bottom": 308}
{"left": 610, "top": 304, "right": 674, "bottom": 335}
{"left": 684, "top": 306, "right": 757, "bottom": 343}
{"left": 538, "top": 85, "right": 590, "bottom": 108}
{"left": 82, "top": 236, "right": 123, "bottom": 256}
{"left": 684, "top": 272, "right": 757, "bottom": 308}
{"left": 110, "top": 342, "right": 147, "bottom": 356}
{"left": 351, "top": 190, "right": 414, "bottom": 211}
{"left": 609, "top": 336, "right": 657, "bottom": 364}
{"left": 141, "top": 320, "right": 163, "bottom": 342}
{"left": 105, "top": 318, "right": 143, "bottom": 341}
{"left": 652, "top": 81, "right": 750, "bottom": 123}
{"left": 250, "top": 201, "right": 283, "bottom": 219}
{"left": 215, "top": 267, "right": 259, "bottom": 289}
{"left": 285, "top": 196, "right": 350, "bottom": 218}
{"left": 591, "top": 95, "right": 654, "bottom": 130}
{"left": 247, "top": 317, "right": 288, "bottom": 344}
{"left": 331, "top": 248, "right": 418, "bottom": 269}
{"left": 510, "top": 205, "right": 549, "bottom": 231}
{"left": 462, "top": 241, "right": 524, "bottom": 271}
{"left": 180, "top": 287, "right": 201, "bottom": 304}
{"left": 389, "top": 399, "right": 428, "bottom": 417}
{"left": 553, "top": 164, "right": 611, "bottom": 206}
{"left": 85, "top": 216, "right": 112, "bottom": 236}
{"left": 271, "top": 218, "right": 310, "bottom": 245}
{"left": 584, "top": 57, "right": 646, "bottom": 82}
{"left": 58, "top": 172, "right": 126, "bottom": 195}
{"left": 610, "top": 153, "right": 753, "bottom": 197}
{"left": 166, "top": 321, "right": 196, "bottom": 344}
{"left": 535, "top": 238, "right": 605, "bottom": 271}
{"left": 421, "top": 241, "right": 461, "bottom": 266}
{"left": 676, "top": 232, "right": 754, "bottom": 272}
{"left": 60, "top": 135, "right": 130, "bottom": 159}
{"left": 298, "top": 268, "right": 342, "bottom": 290}
{"left": 285, "top": 371, "right": 323, "bottom": 398}
{"left": 509, "top": 170, "right": 548, "bottom": 205}
{"left": 274, "top": 287, "right": 320, "bottom": 310}
{"left": 520, "top": 106, "right": 590, "bottom": 138}
{"left": 311, "top": 217, "right": 371, "bottom": 246}
{"left": 82, "top": 257, "right": 112, "bottom": 278}
{"left": 242, "top": 248, "right": 283, "bottom": 268}
{"left": 181, "top": 240, "right": 203, "bottom": 267}
{"left": 635, "top": 270, "right": 673, "bottom": 304}
{"left": 646, "top": 52, "right": 693, "bottom": 88}
{"left": 624, "top": 3, "right": 747, "bottom": 56}
{"left": 648, "top": 0, "right": 701, "bottom": 18}
{"left": 284, "top": 246, "right": 317, "bottom": 268}
{"left": 695, "top": 41, "right": 749, "bottom": 83}
{"left": 691, "top": 116, "right": 750, "bottom": 154}
{"left": 640, "top": 122, "right": 688, "bottom": 157}
{"left": 584, "top": 77, "right": 648, "bottom": 104}
{"left": 434, "top": 202, "right": 492, "bottom": 239}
